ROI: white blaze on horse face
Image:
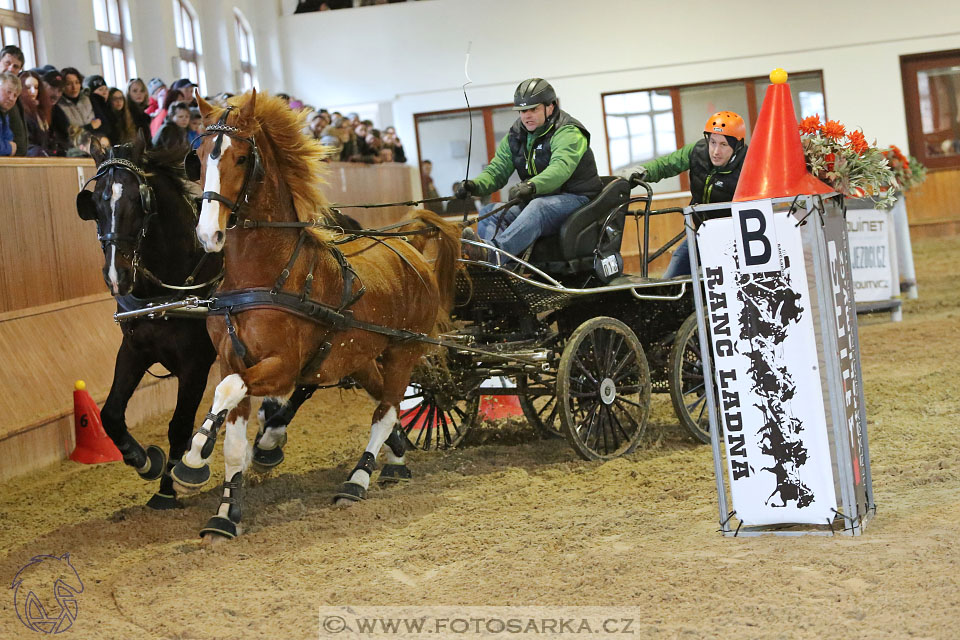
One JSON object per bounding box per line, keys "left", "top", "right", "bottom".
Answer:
{"left": 107, "top": 182, "right": 123, "bottom": 294}
{"left": 196, "top": 135, "right": 233, "bottom": 252}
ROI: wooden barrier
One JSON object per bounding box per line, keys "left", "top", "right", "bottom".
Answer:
{"left": 904, "top": 167, "right": 960, "bottom": 238}
{"left": 0, "top": 157, "right": 421, "bottom": 483}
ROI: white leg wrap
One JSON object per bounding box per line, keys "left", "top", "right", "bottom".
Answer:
{"left": 219, "top": 416, "right": 249, "bottom": 518}
{"left": 346, "top": 407, "right": 397, "bottom": 490}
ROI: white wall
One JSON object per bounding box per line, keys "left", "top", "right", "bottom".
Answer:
{"left": 30, "top": 0, "right": 286, "bottom": 95}
{"left": 279, "top": 0, "right": 960, "bottom": 177}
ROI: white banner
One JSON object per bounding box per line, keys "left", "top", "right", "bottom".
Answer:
{"left": 698, "top": 206, "right": 836, "bottom": 526}
{"left": 846, "top": 208, "right": 893, "bottom": 302}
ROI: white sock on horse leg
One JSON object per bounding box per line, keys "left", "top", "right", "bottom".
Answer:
{"left": 219, "top": 416, "right": 249, "bottom": 518}
{"left": 183, "top": 373, "right": 247, "bottom": 468}
{"left": 347, "top": 406, "right": 398, "bottom": 490}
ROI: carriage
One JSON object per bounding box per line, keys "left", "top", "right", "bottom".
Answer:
{"left": 398, "top": 175, "right": 711, "bottom": 461}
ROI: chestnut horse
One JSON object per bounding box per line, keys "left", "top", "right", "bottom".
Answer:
{"left": 170, "top": 90, "right": 462, "bottom": 540}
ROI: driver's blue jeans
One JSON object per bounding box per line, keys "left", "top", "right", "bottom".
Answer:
{"left": 477, "top": 193, "right": 589, "bottom": 259}
{"left": 663, "top": 238, "right": 691, "bottom": 278}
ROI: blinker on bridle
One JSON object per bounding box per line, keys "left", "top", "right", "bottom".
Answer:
{"left": 187, "top": 107, "right": 262, "bottom": 227}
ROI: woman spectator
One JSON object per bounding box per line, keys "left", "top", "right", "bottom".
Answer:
{"left": 84, "top": 75, "right": 114, "bottom": 145}
{"left": 126, "top": 78, "right": 152, "bottom": 143}
{"left": 382, "top": 126, "right": 406, "bottom": 163}
{"left": 152, "top": 101, "right": 190, "bottom": 151}
{"left": 150, "top": 88, "right": 182, "bottom": 139}
{"left": 107, "top": 88, "right": 137, "bottom": 145}
{"left": 17, "top": 70, "right": 53, "bottom": 156}
{"left": 58, "top": 67, "right": 104, "bottom": 139}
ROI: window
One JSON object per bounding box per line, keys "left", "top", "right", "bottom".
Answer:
{"left": 173, "top": 0, "right": 204, "bottom": 93}
{"left": 234, "top": 10, "right": 256, "bottom": 91}
{"left": 902, "top": 50, "right": 960, "bottom": 170}
{"left": 0, "top": 0, "right": 36, "bottom": 69}
{"left": 93, "top": 0, "right": 128, "bottom": 88}
{"left": 602, "top": 71, "right": 825, "bottom": 193}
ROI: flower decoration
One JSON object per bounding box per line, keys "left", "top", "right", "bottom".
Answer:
{"left": 883, "top": 144, "right": 927, "bottom": 192}
{"left": 798, "top": 114, "right": 897, "bottom": 208}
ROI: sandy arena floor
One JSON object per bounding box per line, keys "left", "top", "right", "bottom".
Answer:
{"left": 0, "top": 235, "right": 957, "bottom": 639}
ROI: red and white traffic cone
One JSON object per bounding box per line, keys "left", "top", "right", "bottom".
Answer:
{"left": 69, "top": 380, "right": 122, "bottom": 464}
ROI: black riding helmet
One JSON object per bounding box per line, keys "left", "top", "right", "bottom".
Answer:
{"left": 513, "top": 78, "right": 557, "bottom": 111}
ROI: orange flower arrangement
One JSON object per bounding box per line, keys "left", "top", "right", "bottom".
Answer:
{"left": 798, "top": 114, "right": 896, "bottom": 207}
{"left": 882, "top": 144, "right": 927, "bottom": 192}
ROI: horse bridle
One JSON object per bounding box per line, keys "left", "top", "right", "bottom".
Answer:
{"left": 79, "top": 156, "right": 158, "bottom": 276}
{"left": 185, "top": 107, "right": 263, "bottom": 227}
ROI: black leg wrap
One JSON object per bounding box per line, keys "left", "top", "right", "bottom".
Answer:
{"left": 199, "top": 410, "right": 228, "bottom": 459}
{"left": 251, "top": 433, "right": 286, "bottom": 472}
{"left": 352, "top": 451, "right": 378, "bottom": 477}
{"left": 147, "top": 460, "right": 183, "bottom": 510}
{"left": 199, "top": 516, "right": 238, "bottom": 539}
{"left": 170, "top": 458, "right": 211, "bottom": 489}
{"left": 116, "top": 434, "right": 147, "bottom": 470}
{"left": 137, "top": 445, "right": 166, "bottom": 481}
{"left": 333, "top": 481, "right": 367, "bottom": 504}
{"left": 378, "top": 464, "right": 412, "bottom": 486}
{"left": 385, "top": 425, "right": 409, "bottom": 459}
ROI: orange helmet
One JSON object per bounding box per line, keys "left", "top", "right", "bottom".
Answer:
{"left": 703, "top": 111, "right": 746, "bottom": 142}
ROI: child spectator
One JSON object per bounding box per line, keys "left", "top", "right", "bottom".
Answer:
{"left": 187, "top": 107, "right": 203, "bottom": 147}
{"left": 150, "top": 88, "right": 183, "bottom": 139}
{"left": 152, "top": 101, "right": 191, "bottom": 151}
{"left": 145, "top": 77, "right": 166, "bottom": 116}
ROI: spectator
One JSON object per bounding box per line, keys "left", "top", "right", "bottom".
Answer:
{"left": 59, "top": 67, "right": 104, "bottom": 138}
{"left": 152, "top": 101, "right": 191, "bottom": 151}
{"left": 150, "top": 88, "right": 183, "bottom": 138}
{"left": 308, "top": 111, "right": 326, "bottom": 139}
{"left": 420, "top": 159, "right": 443, "bottom": 214}
{"left": 145, "top": 77, "right": 166, "bottom": 116}
{"left": 126, "top": 78, "right": 152, "bottom": 144}
{"left": 187, "top": 107, "right": 203, "bottom": 147}
{"left": 378, "top": 147, "right": 394, "bottom": 163}
{"left": 107, "top": 88, "right": 137, "bottom": 145}
{"left": 0, "top": 45, "right": 27, "bottom": 156}
{"left": 84, "top": 75, "right": 114, "bottom": 145}
{"left": 382, "top": 126, "right": 406, "bottom": 163}
{"left": 17, "top": 70, "right": 53, "bottom": 156}
{"left": 41, "top": 69, "right": 69, "bottom": 155}
{"left": 0, "top": 72, "right": 21, "bottom": 156}
{"left": 321, "top": 116, "right": 354, "bottom": 161}
{"left": 169, "top": 78, "right": 197, "bottom": 106}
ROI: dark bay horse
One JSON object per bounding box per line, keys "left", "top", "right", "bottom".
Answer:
{"left": 170, "top": 90, "right": 462, "bottom": 540}
{"left": 76, "top": 138, "right": 222, "bottom": 509}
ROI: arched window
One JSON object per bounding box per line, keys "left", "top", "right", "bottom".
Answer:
{"left": 234, "top": 9, "right": 256, "bottom": 91}
{"left": 92, "top": 0, "right": 130, "bottom": 88}
{"left": 172, "top": 0, "right": 204, "bottom": 93}
{"left": 0, "top": 0, "right": 37, "bottom": 69}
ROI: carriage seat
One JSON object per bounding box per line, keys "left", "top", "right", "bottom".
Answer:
{"left": 526, "top": 176, "right": 630, "bottom": 276}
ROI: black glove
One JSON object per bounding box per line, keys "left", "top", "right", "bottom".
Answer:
{"left": 508, "top": 180, "right": 536, "bottom": 202}
{"left": 629, "top": 167, "right": 648, "bottom": 185}
{"left": 454, "top": 180, "right": 476, "bottom": 199}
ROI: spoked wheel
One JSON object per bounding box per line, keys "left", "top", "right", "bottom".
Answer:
{"left": 517, "top": 373, "right": 563, "bottom": 440}
{"left": 557, "top": 317, "right": 651, "bottom": 461}
{"left": 399, "top": 383, "right": 480, "bottom": 451}
{"left": 669, "top": 313, "right": 714, "bottom": 445}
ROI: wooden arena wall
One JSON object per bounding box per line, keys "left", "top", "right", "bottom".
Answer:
{"left": 0, "top": 159, "right": 418, "bottom": 483}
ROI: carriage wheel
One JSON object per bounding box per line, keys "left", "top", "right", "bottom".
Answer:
{"left": 517, "top": 373, "right": 563, "bottom": 440}
{"left": 399, "top": 383, "right": 480, "bottom": 451}
{"left": 557, "top": 317, "right": 651, "bottom": 461}
{"left": 669, "top": 313, "right": 714, "bottom": 445}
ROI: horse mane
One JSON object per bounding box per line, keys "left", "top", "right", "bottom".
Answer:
{"left": 142, "top": 145, "right": 194, "bottom": 204}
{"left": 223, "top": 91, "right": 336, "bottom": 244}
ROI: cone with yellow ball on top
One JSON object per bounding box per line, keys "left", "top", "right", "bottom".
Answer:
{"left": 70, "top": 380, "right": 123, "bottom": 464}
{"left": 733, "top": 68, "right": 833, "bottom": 202}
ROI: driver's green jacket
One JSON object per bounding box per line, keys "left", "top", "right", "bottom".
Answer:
{"left": 470, "top": 122, "right": 589, "bottom": 197}
{"left": 644, "top": 142, "right": 698, "bottom": 184}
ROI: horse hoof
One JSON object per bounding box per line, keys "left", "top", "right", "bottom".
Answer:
{"left": 200, "top": 516, "right": 240, "bottom": 541}
{"left": 170, "top": 460, "right": 211, "bottom": 490}
{"left": 137, "top": 446, "right": 167, "bottom": 481}
{"left": 378, "top": 464, "right": 412, "bottom": 487}
{"left": 333, "top": 482, "right": 366, "bottom": 506}
{"left": 145, "top": 492, "right": 183, "bottom": 510}
{"left": 251, "top": 445, "right": 284, "bottom": 473}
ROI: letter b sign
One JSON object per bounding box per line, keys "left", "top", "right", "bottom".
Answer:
{"left": 733, "top": 200, "right": 781, "bottom": 273}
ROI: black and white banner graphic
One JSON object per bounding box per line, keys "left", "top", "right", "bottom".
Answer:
{"left": 699, "top": 202, "right": 836, "bottom": 525}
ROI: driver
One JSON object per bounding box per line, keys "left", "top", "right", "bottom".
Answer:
{"left": 456, "top": 78, "right": 602, "bottom": 261}
{"left": 630, "top": 111, "right": 748, "bottom": 277}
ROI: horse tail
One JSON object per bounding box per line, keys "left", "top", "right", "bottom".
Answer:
{"left": 404, "top": 209, "right": 464, "bottom": 331}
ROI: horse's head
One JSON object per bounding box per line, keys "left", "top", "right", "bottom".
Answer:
{"left": 76, "top": 134, "right": 157, "bottom": 296}
{"left": 192, "top": 90, "right": 262, "bottom": 253}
